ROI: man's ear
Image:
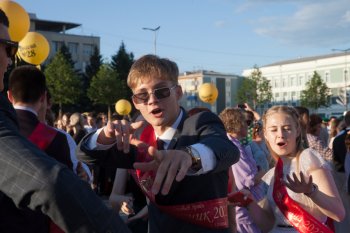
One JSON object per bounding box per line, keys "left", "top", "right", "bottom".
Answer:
{"left": 39, "top": 91, "right": 47, "bottom": 104}
{"left": 175, "top": 85, "right": 183, "bottom": 100}
{"left": 7, "top": 90, "right": 14, "bottom": 103}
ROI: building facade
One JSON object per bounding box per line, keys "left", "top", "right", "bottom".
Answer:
{"left": 29, "top": 13, "right": 100, "bottom": 72}
{"left": 178, "top": 70, "right": 243, "bottom": 114}
{"left": 242, "top": 52, "right": 350, "bottom": 118}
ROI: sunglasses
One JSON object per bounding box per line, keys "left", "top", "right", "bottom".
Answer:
{"left": 132, "top": 85, "right": 178, "bottom": 104}
{"left": 0, "top": 39, "right": 18, "bottom": 58}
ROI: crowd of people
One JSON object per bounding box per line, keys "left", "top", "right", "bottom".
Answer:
{"left": 1, "top": 8, "right": 350, "bottom": 233}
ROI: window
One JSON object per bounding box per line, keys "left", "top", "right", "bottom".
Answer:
{"left": 52, "top": 41, "right": 64, "bottom": 52}
{"left": 83, "top": 44, "right": 94, "bottom": 56}
{"left": 325, "top": 71, "right": 330, "bottom": 83}
{"left": 345, "top": 69, "right": 349, "bottom": 82}
{"left": 68, "top": 42, "right": 78, "bottom": 55}
{"left": 290, "top": 76, "right": 295, "bottom": 86}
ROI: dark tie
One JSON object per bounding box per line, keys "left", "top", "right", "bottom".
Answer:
{"left": 157, "top": 138, "right": 165, "bottom": 150}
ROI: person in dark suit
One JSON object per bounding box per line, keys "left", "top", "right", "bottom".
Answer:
{"left": 332, "top": 112, "right": 350, "bottom": 232}
{"left": 0, "top": 9, "right": 130, "bottom": 233}
{"left": 78, "top": 54, "right": 240, "bottom": 233}
{"left": 333, "top": 111, "right": 350, "bottom": 172}
{"left": 5, "top": 65, "right": 76, "bottom": 232}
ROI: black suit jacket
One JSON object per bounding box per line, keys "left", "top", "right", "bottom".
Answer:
{"left": 0, "top": 109, "right": 74, "bottom": 233}
{"left": 333, "top": 129, "right": 349, "bottom": 172}
{"left": 16, "top": 109, "right": 73, "bottom": 169}
{"left": 79, "top": 110, "right": 240, "bottom": 233}
{"left": 0, "top": 94, "right": 131, "bottom": 233}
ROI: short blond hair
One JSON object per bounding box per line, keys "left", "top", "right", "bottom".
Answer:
{"left": 127, "top": 54, "right": 179, "bottom": 90}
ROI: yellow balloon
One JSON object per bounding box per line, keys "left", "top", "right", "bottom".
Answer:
{"left": 0, "top": 0, "right": 30, "bottom": 42}
{"left": 198, "top": 83, "right": 218, "bottom": 104}
{"left": 115, "top": 99, "right": 132, "bottom": 116}
{"left": 18, "top": 32, "right": 50, "bottom": 65}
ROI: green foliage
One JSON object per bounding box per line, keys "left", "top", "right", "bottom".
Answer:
{"left": 85, "top": 46, "right": 102, "bottom": 80}
{"left": 88, "top": 64, "right": 127, "bottom": 112}
{"left": 300, "top": 71, "right": 331, "bottom": 110}
{"left": 110, "top": 42, "right": 134, "bottom": 100}
{"left": 44, "top": 51, "right": 82, "bottom": 114}
{"left": 111, "top": 42, "right": 134, "bottom": 79}
{"left": 236, "top": 65, "right": 272, "bottom": 108}
{"left": 59, "top": 44, "right": 75, "bottom": 67}
{"left": 236, "top": 78, "right": 256, "bottom": 106}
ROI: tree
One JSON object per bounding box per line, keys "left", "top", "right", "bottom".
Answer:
{"left": 59, "top": 44, "right": 75, "bottom": 68}
{"left": 88, "top": 64, "right": 127, "bottom": 117}
{"left": 110, "top": 42, "right": 134, "bottom": 100}
{"left": 85, "top": 46, "right": 103, "bottom": 80}
{"left": 300, "top": 71, "right": 331, "bottom": 111}
{"left": 236, "top": 65, "right": 273, "bottom": 109}
{"left": 44, "top": 51, "right": 82, "bottom": 117}
{"left": 80, "top": 46, "right": 103, "bottom": 112}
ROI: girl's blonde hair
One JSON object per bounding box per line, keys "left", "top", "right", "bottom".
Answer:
{"left": 262, "top": 106, "right": 304, "bottom": 161}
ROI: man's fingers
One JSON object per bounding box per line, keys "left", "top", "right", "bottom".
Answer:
{"left": 133, "top": 160, "right": 158, "bottom": 171}
{"left": 152, "top": 157, "right": 171, "bottom": 195}
{"left": 148, "top": 146, "right": 164, "bottom": 162}
{"left": 130, "top": 121, "right": 145, "bottom": 133}
{"left": 121, "top": 120, "right": 130, "bottom": 153}
{"left": 175, "top": 158, "right": 192, "bottom": 182}
{"left": 160, "top": 161, "right": 179, "bottom": 195}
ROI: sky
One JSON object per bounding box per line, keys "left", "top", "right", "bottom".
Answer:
{"left": 14, "top": 0, "right": 350, "bottom": 75}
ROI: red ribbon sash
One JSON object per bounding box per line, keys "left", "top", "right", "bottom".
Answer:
{"left": 130, "top": 124, "right": 228, "bottom": 229}
{"left": 273, "top": 158, "right": 333, "bottom": 233}
{"left": 28, "top": 123, "right": 64, "bottom": 233}
{"left": 28, "top": 123, "right": 57, "bottom": 150}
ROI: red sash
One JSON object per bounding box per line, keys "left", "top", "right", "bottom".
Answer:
{"left": 28, "top": 123, "right": 64, "bottom": 233}
{"left": 130, "top": 124, "right": 229, "bottom": 229}
{"left": 28, "top": 123, "right": 57, "bottom": 150}
{"left": 273, "top": 158, "right": 333, "bottom": 233}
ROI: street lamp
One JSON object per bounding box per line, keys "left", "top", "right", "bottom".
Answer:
{"left": 332, "top": 48, "right": 350, "bottom": 111}
{"left": 142, "top": 26, "right": 160, "bottom": 55}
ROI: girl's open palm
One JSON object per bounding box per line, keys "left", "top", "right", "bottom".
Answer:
{"left": 284, "top": 171, "right": 314, "bottom": 194}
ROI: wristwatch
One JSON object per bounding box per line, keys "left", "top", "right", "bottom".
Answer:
{"left": 184, "top": 146, "right": 202, "bottom": 172}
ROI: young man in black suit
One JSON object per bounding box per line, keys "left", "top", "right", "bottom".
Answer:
{"left": 5, "top": 65, "right": 76, "bottom": 232}
{"left": 79, "top": 54, "right": 240, "bottom": 233}
{"left": 0, "top": 9, "right": 130, "bottom": 233}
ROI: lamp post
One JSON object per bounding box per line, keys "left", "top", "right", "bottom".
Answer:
{"left": 332, "top": 48, "right": 350, "bottom": 111}
{"left": 142, "top": 26, "right": 160, "bottom": 55}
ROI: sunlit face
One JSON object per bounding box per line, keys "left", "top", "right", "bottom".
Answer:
{"left": 62, "top": 115, "right": 69, "bottom": 126}
{"left": 264, "top": 112, "right": 299, "bottom": 157}
{"left": 0, "top": 24, "right": 12, "bottom": 91}
{"left": 132, "top": 78, "right": 182, "bottom": 135}
{"left": 87, "top": 116, "right": 95, "bottom": 126}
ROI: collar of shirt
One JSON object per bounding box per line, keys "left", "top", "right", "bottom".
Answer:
{"left": 155, "top": 109, "right": 183, "bottom": 149}
{"left": 14, "top": 105, "right": 38, "bottom": 117}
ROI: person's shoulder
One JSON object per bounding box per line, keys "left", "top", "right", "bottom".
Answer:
{"left": 262, "top": 167, "right": 275, "bottom": 184}
{"left": 186, "top": 110, "right": 218, "bottom": 122}
{"left": 334, "top": 130, "right": 347, "bottom": 140}
{"left": 300, "top": 148, "right": 330, "bottom": 171}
